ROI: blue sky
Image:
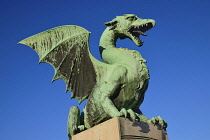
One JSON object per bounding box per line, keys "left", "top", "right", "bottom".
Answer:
{"left": 1, "top": 0, "right": 210, "bottom": 140}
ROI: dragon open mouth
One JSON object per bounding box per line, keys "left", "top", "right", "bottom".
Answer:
{"left": 128, "top": 22, "right": 154, "bottom": 46}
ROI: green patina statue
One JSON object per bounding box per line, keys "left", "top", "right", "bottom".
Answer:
{"left": 18, "top": 14, "right": 167, "bottom": 139}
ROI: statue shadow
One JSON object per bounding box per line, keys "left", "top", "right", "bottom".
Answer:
{"left": 131, "top": 120, "right": 163, "bottom": 133}
{"left": 132, "top": 121, "right": 150, "bottom": 133}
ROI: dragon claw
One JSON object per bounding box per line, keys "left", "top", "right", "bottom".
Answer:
{"left": 127, "top": 109, "right": 137, "bottom": 122}
{"left": 151, "top": 117, "right": 156, "bottom": 124}
{"left": 149, "top": 116, "right": 167, "bottom": 129}
{"left": 119, "top": 108, "right": 127, "bottom": 118}
{"left": 119, "top": 108, "right": 140, "bottom": 122}
{"left": 78, "top": 125, "right": 85, "bottom": 131}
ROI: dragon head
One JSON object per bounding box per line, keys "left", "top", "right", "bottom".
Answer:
{"left": 104, "top": 14, "right": 156, "bottom": 46}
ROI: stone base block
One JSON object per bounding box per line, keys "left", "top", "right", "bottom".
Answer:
{"left": 72, "top": 117, "right": 168, "bottom": 140}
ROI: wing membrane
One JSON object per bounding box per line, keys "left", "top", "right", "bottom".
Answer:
{"left": 18, "top": 25, "right": 96, "bottom": 103}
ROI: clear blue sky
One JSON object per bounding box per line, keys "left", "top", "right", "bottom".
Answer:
{"left": 1, "top": 0, "right": 210, "bottom": 140}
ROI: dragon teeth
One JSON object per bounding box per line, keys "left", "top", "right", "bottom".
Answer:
{"left": 132, "top": 23, "right": 148, "bottom": 30}
{"left": 133, "top": 26, "right": 138, "bottom": 29}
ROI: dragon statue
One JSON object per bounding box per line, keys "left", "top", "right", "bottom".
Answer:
{"left": 18, "top": 14, "right": 167, "bottom": 139}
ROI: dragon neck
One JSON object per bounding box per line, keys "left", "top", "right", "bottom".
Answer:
{"left": 99, "top": 27, "right": 133, "bottom": 64}
{"left": 99, "top": 28, "right": 121, "bottom": 63}
{"left": 99, "top": 27, "right": 143, "bottom": 65}
{"left": 99, "top": 28, "right": 117, "bottom": 49}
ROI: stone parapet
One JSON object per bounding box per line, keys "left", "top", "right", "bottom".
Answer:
{"left": 72, "top": 117, "right": 168, "bottom": 140}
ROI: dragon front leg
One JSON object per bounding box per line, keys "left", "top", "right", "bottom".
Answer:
{"left": 98, "top": 65, "right": 128, "bottom": 118}
{"left": 97, "top": 65, "right": 149, "bottom": 121}
{"left": 96, "top": 65, "right": 150, "bottom": 122}
{"left": 101, "top": 98, "right": 144, "bottom": 122}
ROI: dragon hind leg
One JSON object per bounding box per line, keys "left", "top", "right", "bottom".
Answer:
{"left": 67, "top": 106, "right": 85, "bottom": 139}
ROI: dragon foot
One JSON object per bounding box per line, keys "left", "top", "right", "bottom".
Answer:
{"left": 78, "top": 125, "right": 86, "bottom": 131}
{"left": 148, "top": 116, "right": 167, "bottom": 129}
{"left": 67, "top": 106, "right": 86, "bottom": 139}
{"left": 119, "top": 108, "right": 140, "bottom": 122}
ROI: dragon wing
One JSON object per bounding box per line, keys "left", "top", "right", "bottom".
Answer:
{"left": 18, "top": 25, "right": 98, "bottom": 103}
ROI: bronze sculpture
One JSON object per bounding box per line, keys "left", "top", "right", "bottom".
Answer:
{"left": 18, "top": 14, "right": 167, "bottom": 138}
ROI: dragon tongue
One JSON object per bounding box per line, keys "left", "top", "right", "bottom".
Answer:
{"left": 133, "top": 30, "right": 148, "bottom": 36}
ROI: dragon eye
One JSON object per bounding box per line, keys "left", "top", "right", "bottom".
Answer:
{"left": 126, "top": 16, "right": 137, "bottom": 21}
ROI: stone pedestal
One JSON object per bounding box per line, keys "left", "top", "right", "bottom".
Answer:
{"left": 72, "top": 117, "right": 168, "bottom": 140}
